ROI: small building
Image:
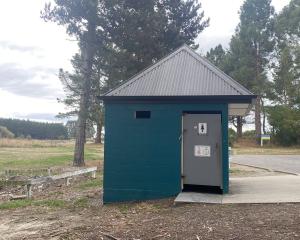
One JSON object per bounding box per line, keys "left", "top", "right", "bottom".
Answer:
{"left": 100, "top": 45, "right": 255, "bottom": 203}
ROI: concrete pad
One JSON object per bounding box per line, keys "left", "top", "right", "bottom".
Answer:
{"left": 175, "top": 175, "right": 300, "bottom": 204}
{"left": 175, "top": 192, "right": 222, "bottom": 204}
{"left": 224, "top": 175, "right": 300, "bottom": 203}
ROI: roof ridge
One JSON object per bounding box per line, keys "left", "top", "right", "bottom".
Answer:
{"left": 102, "top": 44, "right": 254, "bottom": 98}
{"left": 104, "top": 45, "right": 187, "bottom": 96}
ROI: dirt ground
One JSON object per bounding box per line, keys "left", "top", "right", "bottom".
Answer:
{"left": 0, "top": 165, "right": 299, "bottom": 240}
{"left": 1, "top": 195, "right": 299, "bottom": 239}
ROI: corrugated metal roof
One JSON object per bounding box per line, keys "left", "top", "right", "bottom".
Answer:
{"left": 104, "top": 44, "right": 253, "bottom": 97}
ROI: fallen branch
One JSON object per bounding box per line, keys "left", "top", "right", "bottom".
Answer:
{"left": 10, "top": 195, "right": 27, "bottom": 200}
{"left": 151, "top": 233, "right": 170, "bottom": 239}
{"left": 99, "top": 231, "right": 120, "bottom": 240}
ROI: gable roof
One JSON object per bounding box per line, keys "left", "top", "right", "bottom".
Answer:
{"left": 102, "top": 44, "right": 253, "bottom": 98}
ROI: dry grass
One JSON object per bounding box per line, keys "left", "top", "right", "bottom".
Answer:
{"left": 233, "top": 138, "right": 258, "bottom": 148}
{"left": 0, "top": 138, "right": 74, "bottom": 148}
{"left": 233, "top": 147, "right": 300, "bottom": 155}
{"left": 233, "top": 138, "right": 300, "bottom": 155}
{"left": 0, "top": 139, "right": 103, "bottom": 171}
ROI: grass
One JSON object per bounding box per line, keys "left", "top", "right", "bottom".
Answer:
{"left": 0, "top": 138, "right": 103, "bottom": 171}
{"left": 0, "top": 180, "right": 28, "bottom": 188}
{"left": 0, "top": 138, "right": 72, "bottom": 148}
{"left": 232, "top": 139, "right": 300, "bottom": 155}
{"left": 0, "top": 139, "right": 102, "bottom": 211}
{"left": 233, "top": 147, "right": 300, "bottom": 155}
{"left": 0, "top": 199, "right": 66, "bottom": 210}
{"left": 117, "top": 204, "right": 132, "bottom": 214}
{"left": 33, "top": 199, "right": 66, "bottom": 208}
{"left": 76, "top": 177, "right": 103, "bottom": 190}
{"left": 0, "top": 197, "right": 94, "bottom": 210}
{"left": 0, "top": 199, "right": 32, "bottom": 210}
{"left": 73, "top": 197, "right": 89, "bottom": 208}
{"left": 229, "top": 168, "right": 244, "bottom": 174}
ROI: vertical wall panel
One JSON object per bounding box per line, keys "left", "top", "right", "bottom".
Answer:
{"left": 103, "top": 101, "right": 229, "bottom": 203}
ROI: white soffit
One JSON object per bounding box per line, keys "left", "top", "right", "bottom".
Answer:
{"left": 229, "top": 103, "right": 252, "bottom": 116}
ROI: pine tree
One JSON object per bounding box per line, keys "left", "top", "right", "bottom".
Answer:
{"left": 103, "top": 0, "right": 209, "bottom": 88}
{"left": 271, "top": 0, "right": 300, "bottom": 108}
{"left": 42, "top": 0, "right": 103, "bottom": 166}
{"left": 272, "top": 46, "right": 298, "bottom": 106}
{"left": 275, "top": 0, "right": 300, "bottom": 46}
{"left": 42, "top": 0, "right": 209, "bottom": 164}
{"left": 205, "top": 44, "right": 245, "bottom": 138}
{"left": 226, "top": 0, "right": 275, "bottom": 141}
{"left": 206, "top": 44, "right": 226, "bottom": 69}
{"left": 57, "top": 53, "right": 105, "bottom": 144}
{"left": 265, "top": 0, "right": 300, "bottom": 146}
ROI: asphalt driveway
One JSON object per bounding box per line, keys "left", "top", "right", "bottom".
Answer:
{"left": 231, "top": 155, "right": 300, "bottom": 175}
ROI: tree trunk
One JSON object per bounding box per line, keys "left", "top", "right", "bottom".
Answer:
{"left": 255, "top": 96, "right": 262, "bottom": 144}
{"left": 73, "top": 22, "right": 96, "bottom": 166}
{"left": 254, "top": 42, "right": 262, "bottom": 144}
{"left": 237, "top": 116, "right": 243, "bottom": 138}
{"left": 261, "top": 98, "right": 266, "bottom": 134}
{"left": 95, "top": 121, "right": 102, "bottom": 144}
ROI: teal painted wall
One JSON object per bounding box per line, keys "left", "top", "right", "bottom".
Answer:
{"left": 103, "top": 102, "right": 229, "bottom": 203}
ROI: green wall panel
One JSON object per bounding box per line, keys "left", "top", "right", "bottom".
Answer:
{"left": 103, "top": 102, "right": 229, "bottom": 203}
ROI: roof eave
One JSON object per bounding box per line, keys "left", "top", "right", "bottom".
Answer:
{"left": 98, "top": 95, "right": 257, "bottom": 103}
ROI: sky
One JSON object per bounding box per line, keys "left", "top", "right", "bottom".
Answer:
{"left": 0, "top": 0, "right": 290, "bottom": 122}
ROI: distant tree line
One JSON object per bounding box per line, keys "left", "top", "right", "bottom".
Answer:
{"left": 0, "top": 118, "right": 68, "bottom": 140}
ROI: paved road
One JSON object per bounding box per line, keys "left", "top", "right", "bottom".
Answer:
{"left": 231, "top": 155, "right": 300, "bottom": 175}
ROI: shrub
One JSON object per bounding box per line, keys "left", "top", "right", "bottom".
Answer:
{"left": 267, "top": 106, "right": 300, "bottom": 146}
{"left": 243, "top": 130, "right": 256, "bottom": 139}
{"left": 0, "top": 126, "right": 14, "bottom": 138}
{"left": 228, "top": 128, "right": 237, "bottom": 147}
{"left": 18, "top": 134, "right": 25, "bottom": 139}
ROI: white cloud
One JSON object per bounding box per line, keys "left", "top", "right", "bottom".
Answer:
{"left": 0, "top": 0, "right": 78, "bottom": 121}
{"left": 0, "top": 89, "right": 65, "bottom": 119}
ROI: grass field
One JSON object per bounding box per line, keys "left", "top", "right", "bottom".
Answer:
{"left": 0, "top": 138, "right": 103, "bottom": 171}
{"left": 233, "top": 138, "right": 300, "bottom": 155}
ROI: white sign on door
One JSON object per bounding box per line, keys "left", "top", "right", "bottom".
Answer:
{"left": 198, "top": 122, "right": 207, "bottom": 135}
{"left": 194, "top": 145, "right": 211, "bottom": 157}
